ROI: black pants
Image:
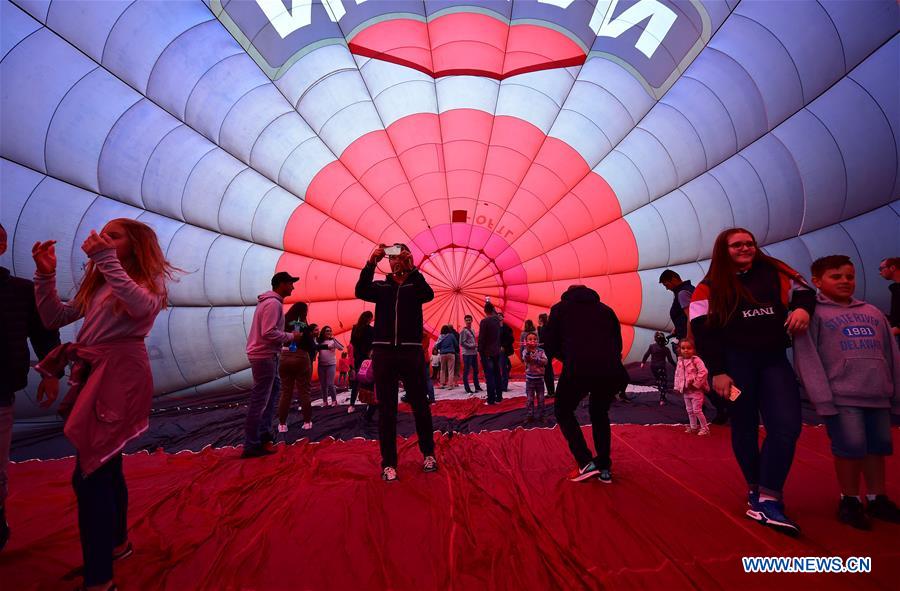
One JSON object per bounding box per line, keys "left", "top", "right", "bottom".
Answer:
{"left": 554, "top": 372, "right": 615, "bottom": 469}
{"left": 725, "top": 349, "right": 801, "bottom": 498}
{"left": 543, "top": 360, "right": 555, "bottom": 397}
{"left": 373, "top": 346, "right": 435, "bottom": 468}
{"left": 72, "top": 454, "right": 127, "bottom": 587}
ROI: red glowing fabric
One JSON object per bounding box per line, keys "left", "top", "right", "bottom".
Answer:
{"left": 3, "top": 426, "right": 899, "bottom": 590}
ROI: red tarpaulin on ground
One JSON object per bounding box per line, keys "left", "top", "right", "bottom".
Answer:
{"left": 2, "top": 425, "right": 898, "bottom": 590}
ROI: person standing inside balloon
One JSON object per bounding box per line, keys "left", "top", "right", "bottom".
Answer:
{"left": 0, "top": 224, "right": 61, "bottom": 552}
{"left": 542, "top": 285, "right": 628, "bottom": 483}
{"left": 689, "top": 228, "right": 815, "bottom": 535}
{"left": 537, "top": 313, "right": 556, "bottom": 398}
{"left": 243, "top": 271, "right": 302, "bottom": 458}
{"left": 355, "top": 243, "right": 436, "bottom": 482}
{"left": 460, "top": 314, "right": 482, "bottom": 394}
{"left": 478, "top": 301, "right": 504, "bottom": 404}
{"left": 31, "top": 218, "right": 176, "bottom": 591}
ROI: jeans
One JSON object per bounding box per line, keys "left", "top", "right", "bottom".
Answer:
{"left": 0, "top": 404, "right": 12, "bottom": 507}
{"left": 823, "top": 406, "right": 893, "bottom": 459}
{"left": 725, "top": 349, "right": 801, "bottom": 498}
{"left": 373, "top": 347, "right": 435, "bottom": 468}
{"left": 319, "top": 363, "right": 337, "bottom": 404}
{"left": 501, "top": 354, "right": 512, "bottom": 390}
{"left": 462, "top": 354, "right": 481, "bottom": 391}
{"left": 73, "top": 454, "right": 127, "bottom": 587}
{"left": 481, "top": 354, "right": 503, "bottom": 403}
{"left": 544, "top": 361, "right": 555, "bottom": 397}
{"left": 554, "top": 372, "right": 615, "bottom": 469}
{"left": 525, "top": 377, "right": 545, "bottom": 416}
{"left": 244, "top": 355, "right": 281, "bottom": 447}
{"left": 278, "top": 351, "right": 312, "bottom": 423}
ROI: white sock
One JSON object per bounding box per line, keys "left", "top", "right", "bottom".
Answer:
{"left": 867, "top": 494, "right": 878, "bottom": 501}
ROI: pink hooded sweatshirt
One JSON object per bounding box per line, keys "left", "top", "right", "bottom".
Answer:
{"left": 674, "top": 355, "right": 709, "bottom": 395}
{"left": 34, "top": 248, "right": 164, "bottom": 475}
{"left": 246, "top": 291, "right": 293, "bottom": 360}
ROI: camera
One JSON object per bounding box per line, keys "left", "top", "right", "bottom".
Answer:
{"left": 384, "top": 245, "right": 402, "bottom": 256}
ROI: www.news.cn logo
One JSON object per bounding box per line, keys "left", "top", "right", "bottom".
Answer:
{"left": 742, "top": 556, "right": 872, "bottom": 574}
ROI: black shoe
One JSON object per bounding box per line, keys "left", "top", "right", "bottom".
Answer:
{"left": 866, "top": 495, "right": 900, "bottom": 523}
{"left": 260, "top": 432, "right": 274, "bottom": 446}
{"left": 838, "top": 496, "right": 871, "bottom": 530}
{"left": 464, "top": 388, "right": 473, "bottom": 394}
{"left": 0, "top": 505, "right": 8, "bottom": 552}
{"left": 474, "top": 387, "right": 483, "bottom": 392}
{"left": 240, "top": 445, "right": 275, "bottom": 458}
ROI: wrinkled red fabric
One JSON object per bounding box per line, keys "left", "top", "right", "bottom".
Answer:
{"left": 2, "top": 426, "right": 898, "bottom": 590}
{"left": 400, "top": 396, "right": 528, "bottom": 419}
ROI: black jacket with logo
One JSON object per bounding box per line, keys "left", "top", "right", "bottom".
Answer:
{"left": 690, "top": 260, "right": 816, "bottom": 375}
{"left": 1, "top": 267, "right": 60, "bottom": 405}
{"left": 355, "top": 263, "right": 434, "bottom": 347}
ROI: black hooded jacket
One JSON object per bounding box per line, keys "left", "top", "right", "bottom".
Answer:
{"left": 355, "top": 263, "right": 434, "bottom": 347}
{"left": 542, "top": 285, "right": 626, "bottom": 383}
{"left": 1, "top": 267, "right": 60, "bottom": 405}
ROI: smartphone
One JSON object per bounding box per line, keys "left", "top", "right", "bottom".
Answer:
{"left": 384, "top": 245, "right": 402, "bottom": 256}
{"left": 729, "top": 385, "right": 741, "bottom": 401}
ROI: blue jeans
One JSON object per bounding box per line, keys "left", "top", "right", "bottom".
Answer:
{"left": 501, "top": 355, "right": 512, "bottom": 391}
{"left": 462, "top": 354, "right": 480, "bottom": 391}
{"left": 824, "top": 406, "right": 893, "bottom": 459}
{"left": 725, "top": 349, "right": 801, "bottom": 498}
{"left": 244, "top": 356, "right": 281, "bottom": 447}
{"left": 481, "top": 354, "right": 503, "bottom": 403}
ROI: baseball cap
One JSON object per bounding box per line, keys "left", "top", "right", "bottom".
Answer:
{"left": 271, "top": 271, "right": 300, "bottom": 288}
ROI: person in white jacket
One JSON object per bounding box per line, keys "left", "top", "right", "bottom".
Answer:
{"left": 243, "top": 272, "right": 301, "bottom": 458}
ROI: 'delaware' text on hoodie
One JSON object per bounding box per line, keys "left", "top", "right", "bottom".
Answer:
{"left": 792, "top": 293, "right": 900, "bottom": 416}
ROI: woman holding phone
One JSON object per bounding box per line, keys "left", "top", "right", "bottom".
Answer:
{"left": 689, "top": 228, "right": 815, "bottom": 535}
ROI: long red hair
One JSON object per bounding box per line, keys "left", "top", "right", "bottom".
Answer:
{"left": 72, "top": 218, "right": 177, "bottom": 314}
{"left": 703, "top": 227, "right": 789, "bottom": 326}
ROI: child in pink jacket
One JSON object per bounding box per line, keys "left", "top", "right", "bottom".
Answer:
{"left": 674, "top": 339, "right": 710, "bottom": 435}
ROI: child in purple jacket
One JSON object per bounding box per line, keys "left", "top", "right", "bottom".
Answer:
{"left": 522, "top": 332, "right": 548, "bottom": 421}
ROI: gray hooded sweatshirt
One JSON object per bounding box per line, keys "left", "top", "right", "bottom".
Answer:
{"left": 793, "top": 293, "right": 900, "bottom": 416}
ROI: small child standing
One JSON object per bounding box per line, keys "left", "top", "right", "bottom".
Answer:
{"left": 641, "top": 332, "right": 676, "bottom": 405}
{"left": 793, "top": 255, "right": 900, "bottom": 530}
{"left": 431, "top": 347, "right": 441, "bottom": 382}
{"left": 521, "top": 332, "right": 548, "bottom": 421}
{"left": 316, "top": 326, "right": 344, "bottom": 407}
{"left": 337, "top": 351, "right": 351, "bottom": 389}
{"left": 674, "top": 339, "right": 710, "bottom": 435}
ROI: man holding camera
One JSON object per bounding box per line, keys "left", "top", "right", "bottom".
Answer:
{"left": 355, "top": 243, "right": 437, "bottom": 482}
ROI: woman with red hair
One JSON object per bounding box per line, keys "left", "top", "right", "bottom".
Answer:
{"left": 32, "top": 218, "right": 176, "bottom": 591}
{"left": 690, "top": 228, "right": 815, "bottom": 535}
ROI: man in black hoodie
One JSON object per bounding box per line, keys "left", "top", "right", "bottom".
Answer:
{"left": 542, "top": 285, "right": 627, "bottom": 484}
{"left": 478, "top": 302, "right": 503, "bottom": 404}
{"left": 0, "top": 224, "right": 61, "bottom": 550}
{"left": 356, "top": 243, "right": 436, "bottom": 482}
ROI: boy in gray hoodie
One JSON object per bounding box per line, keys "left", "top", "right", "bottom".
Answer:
{"left": 793, "top": 255, "right": 900, "bottom": 530}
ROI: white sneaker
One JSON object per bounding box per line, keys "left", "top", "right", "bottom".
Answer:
{"left": 684, "top": 426, "right": 697, "bottom": 434}
{"left": 423, "top": 455, "right": 438, "bottom": 472}
{"left": 347, "top": 406, "right": 356, "bottom": 414}
{"left": 277, "top": 423, "right": 288, "bottom": 433}
{"left": 382, "top": 466, "right": 398, "bottom": 482}
{"left": 302, "top": 421, "right": 313, "bottom": 430}
{"left": 698, "top": 428, "right": 710, "bottom": 436}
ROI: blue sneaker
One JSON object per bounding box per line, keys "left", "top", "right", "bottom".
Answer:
{"left": 597, "top": 469, "right": 612, "bottom": 484}
{"left": 748, "top": 491, "right": 760, "bottom": 509}
{"left": 747, "top": 499, "right": 801, "bottom": 535}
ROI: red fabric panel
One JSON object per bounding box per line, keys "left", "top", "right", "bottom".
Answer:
{"left": 4, "top": 427, "right": 898, "bottom": 590}
{"left": 400, "top": 396, "right": 526, "bottom": 420}
{"left": 347, "top": 16, "right": 586, "bottom": 80}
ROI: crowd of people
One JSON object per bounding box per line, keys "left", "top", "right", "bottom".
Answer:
{"left": 1, "top": 221, "right": 899, "bottom": 590}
